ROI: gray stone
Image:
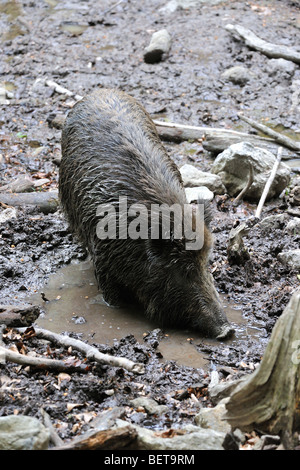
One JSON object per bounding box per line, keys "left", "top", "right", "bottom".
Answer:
{"left": 211, "top": 142, "right": 291, "bottom": 202}
{"left": 185, "top": 186, "right": 214, "bottom": 203}
{"left": 278, "top": 249, "right": 300, "bottom": 269}
{"left": 259, "top": 213, "right": 288, "bottom": 231}
{"left": 267, "top": 58, "right": 296, "bottom": 76}
{"left": 180, "top": 163, "right": 226, "bottom": 194}
{"left": 0, "top": 207, "right": 17, "bottom": 224}
{"left": 116, "top": 419, "right": 225, "bottom": 450}
{"left": 130, "top": 397, "right": 168, "bottom": 416}
{"left": 195, "top": 400, "right": 231, "bottom": 434}
{"left": 0, "top": 415, "right": 50, "bottom": 450}
{"left": 0, "top": 174, "right": 35, "bottom": 193}
{"left": 221, "top": 65, "right": 252, "bottom": 85}
{"left": 286, "top": 217, "right": 300, "bottom": 235}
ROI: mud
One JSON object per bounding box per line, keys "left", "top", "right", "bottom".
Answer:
{"left": 0, "top": 0, "right": 300, "bottom": 448}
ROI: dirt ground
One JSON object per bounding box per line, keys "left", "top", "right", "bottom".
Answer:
{"left": 0, "top": 0, "right": 300, "bottom": 449}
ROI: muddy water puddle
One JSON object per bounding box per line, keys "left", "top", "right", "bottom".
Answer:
{"left": 29, "top": 260, "right": 264, "bottom": 369}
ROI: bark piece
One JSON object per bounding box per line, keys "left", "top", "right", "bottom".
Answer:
{"left": 0, "top": 304, "right": 41, "bottom": 327}
{"left": 52, "top": 426, "right": 137, "bottom": 450}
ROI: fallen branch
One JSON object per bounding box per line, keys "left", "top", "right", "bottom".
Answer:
{"left": 255, "top": 147, "right": 283, "bottom": 218}
{"left": 154, "top": 119, "right": 264, "bottom": 138}
{"left": 49, "top": 111, "right": 283, "bottom": 154}
{"left": 17, "top": 327, "right": 145, "bottom": 374}
{"left": 239, "top": 115, "right": 300, "bottom": 153}
{"left": 52, "top": 425, "right": 137, "bottom": 450}
{"left": 0, "top": 343, "right": 89, "bottom": 373}
{"left": 0, "top": 191, "right": 59, "bottom": 214}
{"left": 153, "top": 119, "right": 292, "bottom": 157}
{"left": 226, "top": 24, "right": 300, "bottom": 64}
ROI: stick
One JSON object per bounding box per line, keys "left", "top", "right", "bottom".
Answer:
{"left": 225, "top": 24, "right": 300, "bottom": 64}
{"left": 239, "top": 115, "right": 300, "bottom": 153}
{"left": 255, "top": 147, "right": 283, "bottom": 219}
{"left": 0, "top": 191, "right": 59, "bottom": 214}
{"left": 0, "top": 344, "right": 89, "bottom": 373}
{"left": 153, "top": 119, "right": 254, "bottom": 136}
{"left": 17, "top": 327, "right": 145, "bottom": 374}
{"left": 45, "top": 80, "right": 83, "bottom": 102}
{"left": 233, "top": 163, "right": 254, "bottom": 204}
{"left": 153, "top": 119, "right": 294, "bottom": 157}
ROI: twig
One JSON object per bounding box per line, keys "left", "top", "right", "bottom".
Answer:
{"left": 0, "top": 344, "right": 89, "bottom": 372}
{"left": 255, "top": 147, "right": 283, "bottom": 219}
{"left": 233, "top": 163, "right": 254, "bottom": 204}
{"left": 45, "top": 79, "right": 83, "bottom": 102}
{"left": 17, "top": 327, "right": 145, "bottom": 374}
{"left": 153, "top": 119, "right": 254, "bottom": 136}
{"left": 225, "top": 24, "right": 300, "bottom": 64}
{"left": 239, "top": 115, "right": 300, "bottom": 153}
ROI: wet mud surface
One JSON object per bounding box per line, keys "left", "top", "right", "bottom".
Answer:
{"left": 0, "top": 0, "right": 300, "bottom": 447}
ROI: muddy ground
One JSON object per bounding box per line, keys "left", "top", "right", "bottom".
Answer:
{"left": 0, "top": 0, "right": 300, "bottom": 450}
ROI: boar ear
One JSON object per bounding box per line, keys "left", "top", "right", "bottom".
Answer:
{"left": 197, "top": 197, "right": 212, "bottom": 228}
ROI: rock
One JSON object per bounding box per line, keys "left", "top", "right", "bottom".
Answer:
{"left": 144, "top": 29, "right": 171, "bottom": 64}
{"left": 266, "top": 58, "right": 296, "bottom": 76}
{"left": 286, "top": 217, "right": 300, "bottom": 235}
{"left": 185, "top": 186, "right": 214, "bottom": 203}
{"left": 211, "top": 142, "right": 291, "bottom": 202}
{"left": 89, "top": 407, "right": 126, "bottom": 431}
{"left": 130, "top": 397, "right": 168, "bottom": 416}
{"left": 259, "top": 213, "right": 288, "bottom": 232}
{"left": 290, "top": 186, "right": 300, "bottom": 206}
{"left": 253, "top": 434, "right": 281, "bottom": 450}
{"left": 0, "top": 175, "right": 35, "bottom": 193}
{"left": 0, "top": 207, "right": 17, "bottom": 224}
{"left": 0, "top": 415, "right": 50, "bottom": 450}
{"left": 116, "top": 419, "right": 226, "bottom": 450}
{"left": 179, "top": 163, "right": 226, "bottom": 194}
{"left": 0, "top": 86, "right": 9, "bottom": 105}
{"left": 33, "top": 178, "right": 50, "bottom": 188}
{"left": 159, "top": 0, "right": 225, "bottom": 13}
{"left": 195, "top": 399, "right": 231, "bottom": 434}
{"left": 278, "top": 249, "right": 300, "bottom": 269}
{"left": 221, "top": 65, "right": 252, "bottom": 85}
{"left": 290, "top": 79, "right": 300, "bottom": 113}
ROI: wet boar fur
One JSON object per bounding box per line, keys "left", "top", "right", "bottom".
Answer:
{"left": 59, "top": 88, "right": 233, "bottom": 339}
